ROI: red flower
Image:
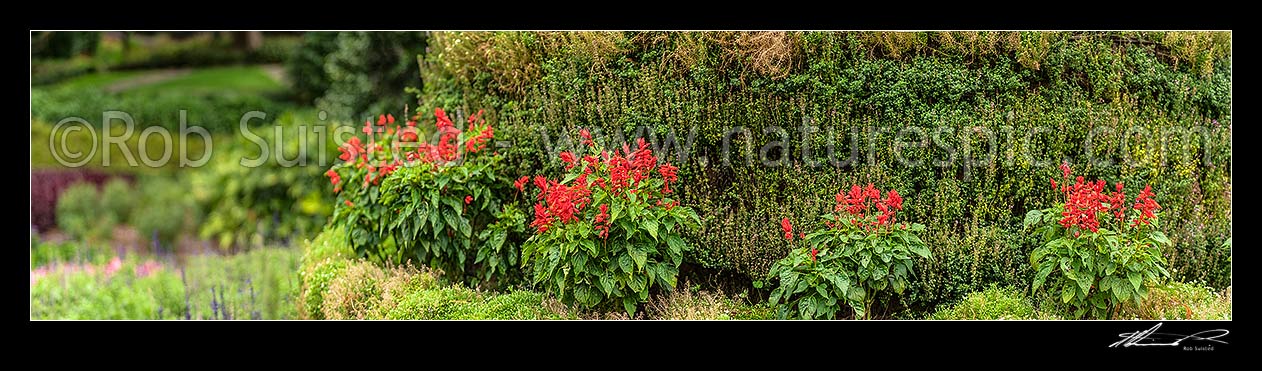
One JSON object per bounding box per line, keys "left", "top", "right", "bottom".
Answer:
{"left": 560, "top": 151, "right": 577, "bottom": 169}
{"left": 325, "top": 169, "right": 340, "bottom": 185}
{"left": 886, "top": 189, "right": 903, "bottom": 210}
{"left": 1060, "top": 162, "right": 1072, "bottom": 180}
{"left": 339, "top": 137, "right": 364, "bottom": 163}
{"left": 810, "top": 248, "right": 818, "bottom": 262}
{"left": 594, "top": 204, "right": 611, "bottom": 239}
{"left": 465, "top": 195, "right": 473, "bottom": 204}
{"left": 580, "top": 128, "right": 594, "bottom": 146}
{"left": 514, "top": 176, "right": 529, "bottom": 192}
{"left": 1132, "top": 185, "right": 1160, "bottom": 226}
{"left": 781, "top": 217, "right": 793, "bottom": 241}
{"left": 344, "top": 200, "right": 354, "bottom": 207}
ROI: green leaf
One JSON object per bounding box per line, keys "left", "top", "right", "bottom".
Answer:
{"left": 1033, "top": 264, "right": 1053, "bottom": 291}
{"left": 580, "top": 239, "right": 597, "bottom": 256}
{"left": 458, "top": 216, "right": 472, "bottom": 238}
{"left": 1062, "top": 286, "right": 1075, "bottom": 303}
{"left": 629, "top": 245, "right": 648, "bottom": 270}
{"left": 1149, "top": 231, "right": 1171, "bottom": 246}
{"left": 619, "top": 254, "right": 634, "bottom": 274}
{"left": 489, "top": 230, "right": 507, "bottom": 251}
{"left": 623, "top": 297, "right": 637, "bottom": 316}
{"left": 780, "top": 271, "right": 799, "bottom": 296}
{"left": 1023, "top": 210, "right": 1044, "bottom": 230}
{"left": 665, "top": 234, "right": 686, "bottom": 257}
{"left": 1128, "top": 271, "right": 1141, "bottom": 291}
{"left": 644, "top": 219, "right": 659, "bottom": 241}
{"left": 442, "top": 208, "right": 458, "bottom": 232}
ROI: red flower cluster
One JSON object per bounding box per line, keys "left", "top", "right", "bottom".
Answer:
{"left": 521, "top": 134, "right": 682, "bottom": 236}
{"left": 463, "top": 110, "right": 493, "bottom": 153}
{"left": 834, "top": 183, "right": 904, "bottom": 229}
{"left": 1052, "top": 163, "right": 1160, "bottom": 234}
{"left": 528, "top": 176, "right": 592, "bottom": 233}
{"left": 1132, "top": 185, "right": 1161, "bottom": 226}
{"left": 594, "top": 204, "right": 611, "bottom": 239}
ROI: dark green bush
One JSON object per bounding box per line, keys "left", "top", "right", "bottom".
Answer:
{"left": 32, "top": 32, "right": 100, "bottom": 59}
{"left": 285, "top": 31, "right": 427, "bottom": 120}
{"left": 416, "top": 31, "right": 1232, "bottom": 312}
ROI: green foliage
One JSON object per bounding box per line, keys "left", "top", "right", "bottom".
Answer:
{"left": 417, "top": 31, "right": 1232, "bottom": 311}
{"left": 520, "top": 137, "right": 701, "bottom": 316}
{"left": 99, "top": 179, "right": 136, "bottom": 222}
{"left": 927, "top": 285, "right": 1048, "bottom": 320}
{"left": 129, "top": 175, "right": 201, "bottom": 249}
{"left": 299, "top": 258, "right": 348, "bottom": 320}
{"left": 191, "top": 111, "right": 335, "bottom": 251}
{"left": 1117, "top": 281, "right": 1231, "bottom": 320}
{"left": 1024, "top": 170, "right": 1172, "bottom": 319}
{"left": 327, "top": 109, "right": 522, "bottom": 286}
{"left": 55, "top": 182, "right": 115, "bottom": 242}
{"left": 30, "top": 85, "right": 290, "bottom": 133}
{"left": 30, "top": 246, "right": 299, "bottom": 320}
{"left": 32, "top": 32, "right": 100, "bottom": 59}
{"left": 287, "top": 32, "right": 341, "bottom": 104}
{"left": 298, "top": 31, "right": 428, "bottom": 120}
{"left": 767, "top": 186, "right": 931, "bottom": 319}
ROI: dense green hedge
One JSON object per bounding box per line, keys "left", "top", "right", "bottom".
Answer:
{"left": 412, "top": 31, "right": 1231, "bottom": 311}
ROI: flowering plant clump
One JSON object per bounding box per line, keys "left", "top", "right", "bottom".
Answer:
{"left": 765, "top": 184, "right": 930, "bottom": 320}
{"left": 326, "top": 109, "right": 525, "bottom": 285}
{"left": 1024, "top": 163, "right": 1171, "bottom": 319}
{"left": 519, "top": 132, "right": 700, "bottom": 316}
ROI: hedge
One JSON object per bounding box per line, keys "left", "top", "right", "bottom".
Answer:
{"left": 410, "top": 31, "right": 1231, "bottom": 311}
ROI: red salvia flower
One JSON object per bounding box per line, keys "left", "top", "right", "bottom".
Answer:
{"left": 465, "top": 195, "right": 473, "bottom": 204}
{"left": 810, "top": 248, "right": 818, "bottom": 262}
{"left": 514, "top": 176, "right": 529, "bottom": 192}
{"left": 781, "top": 217, "right": 793, "bottom": 241}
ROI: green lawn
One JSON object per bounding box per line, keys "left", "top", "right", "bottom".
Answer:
{"left": 49, "top": 70, "right": 148, "bottom": 91}
{"left": 123, "top": 66, "right": 284, "bottom": 96}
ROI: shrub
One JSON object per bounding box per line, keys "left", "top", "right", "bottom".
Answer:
{"left": 99, "top": 178, "right": 135, "bottom": 223}
{"left": 55, "top": 183, "right": 115, "bottom": 243}
{"left": 302, "top": 32, "right": 428, "bottom": 120}
{"left": 129, "top": 175, "right": 201, "bottom": 250}
{"left": 1024, "top": 163, "right": 1172, "bottom": 319}
{"left": 322, "top": 260, "right": 386, "bottom": 320}
{"left": 29, "top": 169, "right": 119, "bottom": 232}
{"left": 298, "top": 258, "right": 348, "bottom": 320}
{"left": 766, "top": 184, "right": 931, "bottom": 319}
{"left": 327, "top": 109, "right": 523, "bottom": 286}
{"left": 927, "top": 285, "right": 1048, "bottom": 320}
{"left": 520, "top": 135, "right": 701, "bottom": 316}
{"left": 1117, "top": 281, "right": 1231, "bottom": 320}
{"left": 191, "top": 112, "right": 335, "bottom": 251}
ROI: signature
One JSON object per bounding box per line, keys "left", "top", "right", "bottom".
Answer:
{"left": 1109, "top": 322, "right": 1229, "bottom": 348}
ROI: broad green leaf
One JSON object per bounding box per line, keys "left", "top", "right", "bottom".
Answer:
{"left": 580, "top": 239, "right": 597, "bottom": 256}
{"left": 1023, "top": 210, "right": 1043, "bottom": 230}
{"left": 644, "top": 219, "right": 659, "bottom": 241}
{"left": 619, "top": 254, "right": 634, "bottom": 274}
{"left": 1127, "top": 271, "right": 1141, "bottom": 291}
{"left": 629, "top": 246, "right": 648, "bottom": 270}
{"left": 489, "top": 230, "right": 507, "bottom": 251}
{"left": 1149, "top": 231, "right": 1171, "bottom": 246}
{"left": 665, "top": 234, "right": 686, "bottom": 257}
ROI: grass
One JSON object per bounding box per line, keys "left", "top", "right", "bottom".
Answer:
{"left": 123, "top": 66, "right": 284, "bottom": 97}
{"left": 48, "top": 70, "right": 148, "bottom": 91}
{"left": 30, "top": 120, "right": 221, "bottom": 172}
